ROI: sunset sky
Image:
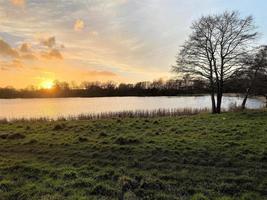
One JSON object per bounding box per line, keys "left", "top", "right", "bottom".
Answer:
{"left": 0, "top": 0, "right": 267, "bottom": 88}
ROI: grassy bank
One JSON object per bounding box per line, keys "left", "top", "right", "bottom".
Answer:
{"left": 0, "top": 108, "right": 210, "bottom": 123}
{"left": 0, "top": 110, "right": 266, "bottom": 200}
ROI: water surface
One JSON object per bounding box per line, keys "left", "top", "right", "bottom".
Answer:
{"left": 0, "top": 96, "right": 264, "bottom": 119}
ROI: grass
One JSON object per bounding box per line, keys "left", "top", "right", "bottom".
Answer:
{"left": 0, "top": 110, "right": 266, "bottom": 200}
{"left": 0, "top": 108, "right": 210, "bottom": 122}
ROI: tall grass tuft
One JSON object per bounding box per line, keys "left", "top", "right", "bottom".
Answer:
{"left": 0, "top": 108, "right": 210, "bottom": 123}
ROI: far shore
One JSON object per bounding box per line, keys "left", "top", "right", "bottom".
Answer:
{"left": 0, "top": 93, "right": 265, "bottom": 99}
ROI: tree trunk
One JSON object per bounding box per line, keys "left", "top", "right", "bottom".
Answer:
{"left": 211, "top": 92, "right": 216, "bottom": 114}
{"left": 216, "top": 93, "right": 223, "bottom": 114}
{"left": 241, "top": 88, "right": 251, "bottom": 110}
{"left": 241, "top": 95, "right": 248, "bottom": 110}
{"left": 210, "top": 79, "right": 216, "bottom": 114}
{"left": 216, "top": 79, "right": 223, "bottom": 114}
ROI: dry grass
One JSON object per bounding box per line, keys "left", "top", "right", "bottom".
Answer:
{"left": 0, "top": 108, "right": 210, "bottom": 123}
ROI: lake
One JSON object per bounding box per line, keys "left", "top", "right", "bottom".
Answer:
{"left": 0, "top": 96, "right": 264, "bottom": 119}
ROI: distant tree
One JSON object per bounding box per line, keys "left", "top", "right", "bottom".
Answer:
{"left": 135, "top": 81, "right": 149, "bottom": 90}
{"left": 165, "top": 79, "right": 181, "bottom": 90}
{"left": 70, "top": 81, "right": 79, "bottom": 89}
{"left": 173, "top": 11, "right": 258, "bottom": 113}
{"left": 241, "top": 45, "right": 267, "bottom": 109}
{"left": 151, "top": 79, "right": 164, "bottom": 90}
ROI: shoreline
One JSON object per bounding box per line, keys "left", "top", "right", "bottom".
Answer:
{"left": 1, "top": 108, "right": 266, "bottom": 123}
{"left": 0, "top": 93, "right": 265, "bottom": 100}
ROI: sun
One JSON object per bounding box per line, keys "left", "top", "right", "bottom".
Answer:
{"left": 40, "top": 80, "right": 54, "bottom": 89}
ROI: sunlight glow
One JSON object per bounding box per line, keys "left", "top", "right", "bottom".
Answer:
{"left": 40, "top": 80, "right": 54, "bottom": 89}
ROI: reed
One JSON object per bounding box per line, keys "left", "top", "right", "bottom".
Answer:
{"left": 0, "top": 108, "right": 210, "bottom": 123}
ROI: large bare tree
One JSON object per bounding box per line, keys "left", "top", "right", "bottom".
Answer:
{"left": 173, "top": 11, "right": 258, "bottom": 113}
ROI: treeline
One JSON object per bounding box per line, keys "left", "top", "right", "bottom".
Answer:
{"left": 226, "top": 73, "right": 267, "bottom": 95}
{"left": 0, "top": 73, "right": 266, "bottom": 98}
{"left": 0, "top": 77, "right": 208, "bottom": 98}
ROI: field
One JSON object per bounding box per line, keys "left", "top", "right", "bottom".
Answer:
{"left": 0, "top": 110, "right": 267, "bottom": 200}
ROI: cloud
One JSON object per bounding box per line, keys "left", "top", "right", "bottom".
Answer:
{"left": 0, "top": 59, "right": 23, "bottom": 70}
{"left": 38, "top": 36, "right": 63, "bottom": 59}
{"left": 19, "top": 43, "right": 37, "bottom": 59}
{"left": 40, "top": 36, "right": 56, "bottom": 48}
{"left": 0, "top": 37, "right": 63, "bottom": 62}
{"left": 20, "top": 43, "right": 31, "bottom": 52}
{"left": 21, "top": 53, "right": 36, "bottom": 60}
{"left": 87, "top": 70, "right": 117, "bottom": 77}
{"left": 0, "top": 39, "right": 19, "bottom": 58}
{"left": 74, "top": 19, "right": 85, "bottom": 31}
{"left": 9, "top": 0, "right": 25, "bottom": 7}
{"left": 42, "top": 49, "right": 63, "bottom": 60}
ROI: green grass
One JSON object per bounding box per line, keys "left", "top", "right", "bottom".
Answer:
{"left": 0, "top": 110, "right": 267, "bottom": 200}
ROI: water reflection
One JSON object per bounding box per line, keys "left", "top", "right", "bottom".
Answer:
{"left": 0, "top": 96, "right": 264, "bottom": 119}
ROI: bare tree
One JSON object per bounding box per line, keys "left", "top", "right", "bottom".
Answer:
{"left": 241, "top": 45, "right": 267, "bottom": 109}
{"left": 173, "top": 11, "right": 258, "bottom": 113}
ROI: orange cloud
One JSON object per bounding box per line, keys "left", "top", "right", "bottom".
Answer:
{"left": 9, "top": 0, "right": 25, "bottom": 7}
{"left": 40, "top": 36, "right": 56, "bottom": 48}
{"left": 0, "top": 59, "right": 23, "bottom": 70}
{"left": 20, "top": 43, "right": 31, "bottom": 52}
{"left": 19, "top": 43, "right": 38, "bottom": 59}
{"left": 0, "top": 39, "right": 19, "bottom": 58}
{"left": 42, "top": 49, "right": 63, "bottom": 60}
{"left": 74, "top": 19, "right": 85, "bottom": 31}
{"left": 21, "top": 54, "right": 36, "bottom": 60}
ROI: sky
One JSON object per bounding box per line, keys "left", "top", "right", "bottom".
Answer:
{"left": 0, "top": 0, "right": 267, "bottom": 88}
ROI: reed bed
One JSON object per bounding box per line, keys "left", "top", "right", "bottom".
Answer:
{"left": 0, "top": 108, "right": 210, "bottom": 123}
